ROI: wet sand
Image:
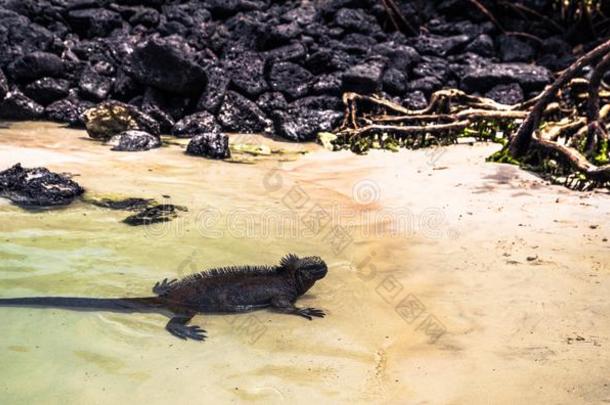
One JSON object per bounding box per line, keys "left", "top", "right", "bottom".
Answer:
{"left": 0, "top": 122, "right": 608, "bottom": 404}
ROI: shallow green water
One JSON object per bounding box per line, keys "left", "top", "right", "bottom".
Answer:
{"left": 0, "top": 123, "right": 425, "bottom": 404}
{"left": 5, "top": 123, "right": 608, "bottom": 404}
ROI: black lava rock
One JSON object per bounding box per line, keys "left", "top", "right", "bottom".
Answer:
{"left": 225, "top": 51, "right": 267, "bottom": 97}
{"left": 24, "top": 77, "right": 70, "bottom": 105}
{"left": 462, "top": 63, "right": 552, "bottom": 93}
{"left": 382, "top": 68, "right": 407, "bottom": 95}
{"left": 342, "top": 59, "right": 386, "bottom": 93}
{"left": 409, "top": 34, "right": 471, "bottom": 57}
{"left": 123, "top": 204, "right": 181, "bottom": 226}
{"left": 413, "top": 56, "right": 450, "bottom": 83}
{"left": 67, "top": 8, "right": 123, "bottom": 38}
{"left": 79, "top": 66, "right": 114, "bottom": 101}
{"left": 464, "top": 34, "right": 495, "bottom": 57}
{"left": 108, "top": 130, "right": 161, "bottom": 151}
{"left": 196, "top": 64, "right": 229, "bottom": 114}
{"left": 373, "top": 43, "right": 421, "bottom": 71}
{"left": 130, "top": 35, "right": 206, "bottom": 95}
{"left": 268, "top": 61, "right": 313, "bottom": 100}
{"left": 8, "top": 52, "right": 64, "bottom": 81}
{"left": 497, "top": 35, "right": 535, "bottom": 62}
{"left": 256, "top": 92, "right": 288, "bottom": 114}
{"left": 407, "top": 76, "right": 444, "bottom": 96}
{"left": 45, "top": 96, "right": 94, "bottom": 127}
{"left": 0, "top": 163, "right": 84, "bottom": 207}
{"left": 217, "top": 91, "right": 268, "bottom": 133}
{"left": 334, "top": 8, "right": 379, "bottom": 34}
{"left": 485, "top": 83, "right": 524, "bottom": 105}
{"left": 291, "top": 95, "right": 342, "bottom": 111}
{"left": 271, "top": 108, "right": 343, "bottom": 141}
{"left": 310, "top": 73, "right": 343, "bottom": 95}
{"left": 186, "top": 133, "right": 230, "bottom": 159}
{"left": 403, "top": 91, "right": 428, "bottom": 110}
{"left": 130, "top": 7, "right": 160, "bottom": 27}
{"left": 172, "top": 111, "right": 222, "bottom": 138}
{"left": 265, "top": 43, "right": 307, "bottom": 64}
{"left": 0, "top": 89, "right": 44, "bottom": 120}
{"left": 0, "top": 70, "right": 9, "bottom": 102}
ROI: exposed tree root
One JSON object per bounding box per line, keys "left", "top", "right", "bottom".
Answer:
{"left": 509, "top": 37, "right": 610, "bottom": 158}
{"left": 330, "top": 45, "right": 610, "bottom": 190}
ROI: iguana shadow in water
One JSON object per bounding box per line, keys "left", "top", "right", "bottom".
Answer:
{"left": 0, "top": 254, "right": 328, "bottom": 342}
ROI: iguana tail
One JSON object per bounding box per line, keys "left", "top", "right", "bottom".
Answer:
{"left": 0, "top": 296, "right": 164, "bottom": 313}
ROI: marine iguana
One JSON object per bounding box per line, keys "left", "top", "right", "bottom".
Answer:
{"left": 0, "top": 254, "right": 327, "bottom": 341}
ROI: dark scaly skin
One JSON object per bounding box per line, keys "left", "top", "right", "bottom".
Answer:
{"left": 0, "top": 254, "right": 328, "bottom": 342}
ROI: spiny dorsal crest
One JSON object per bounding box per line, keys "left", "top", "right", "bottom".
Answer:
{"left": 176, "top": 264, "right": 281, "bottom": 287}
{"left": 279, "top": 254, "right": 301, "bottom": 271}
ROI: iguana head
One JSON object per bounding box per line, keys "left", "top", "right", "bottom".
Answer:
{"left": 280, "top": 254, "right": 328, "bottom": 294}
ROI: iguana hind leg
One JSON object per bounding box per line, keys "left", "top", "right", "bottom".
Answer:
{"left": 165, "top": 312, "right": 206, "bottom": 341}
{"left": 271, "top": 296, "right": 325, "bottom": 320}
{"left": 153, "top": 278, "right": 178, "bottom": 296}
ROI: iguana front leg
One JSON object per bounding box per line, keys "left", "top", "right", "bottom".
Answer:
{"left": 270, "top": 296, "right": 325, "bottom": 320}
{"left": 165, "top": 311, "right": 206, "bottom": 341}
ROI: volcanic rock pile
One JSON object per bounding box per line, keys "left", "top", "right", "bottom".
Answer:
{"left": 0, "top": 0, "right": 576, "bottom": 143}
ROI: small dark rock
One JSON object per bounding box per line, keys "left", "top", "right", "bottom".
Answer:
{"left": 342, "top": 58, "right": 386, "bottom": 93}
{"left": 334, "top": 8, "right": 378, "bottom": 34}
{"left": 305, "top": 48, "right": 351, "bottom": 74}
{"left": 409, "top": 34, "right": 471, "bottom": 57}
{"left": 0, "top": 89, "right": 44, "bottom": 120}
{"left": 485, "top": 83, "right": 524, "bottom": 105}
{"left": 407, "top": 76, "right": 444, "bottom": 96}
{"left": 291, "top": 95, "right": 342, "bottom": 111}
{"left": 462, "top": 63, "right": 553, "bottom": 93}
{"left": 196, "top": 64, "right": 229, "bottom": 114}
{"left": 130, "top": 35, "right": 206, "bottom": 95}
{"left": 268, "top": 62, "right": 313, "bottom": 100}
{"left": 403, "top": 91, "right": 428, "bottom": 110}
{"left": 107, "top": 130, "right": 161, "bottom": 151}
{"left": 8, "top": 52, "right": 64, "bottom": 81}
{"left": 265, "top": 43, "right": 307, "bottom": 64}
{"left": 112, "top": 69, "right": 143, "bottom": 102}
{"left": 141, "top": 104, "right": 174, "bottom": 133}
{"left": 260, "top": 21, "right": 302, "bottom": 48}
{"left": 218, "top": 91, "right": 268, "bottom": 133}
{"left": 271, "top": 108, "right": 342, "bottom": 141}
{"left": 256, "top": 92, "right": 288, "bottom": 114}
{"left": 0, "top": 70, "right": 8, "bottom": 101}
{"left": 382, "top": 68, "right": 407, "bottom": 95}
{"left": 79, "top": 66, "right": 114, "bottom": 101}
{"left": 497, "top": 35, "right": 535, "bottom": 62}
{"left": 45, "top": 96, "right": 93, "bottom": 127}
{"left": 413, "top": 56, "right": 450, "bottom": 83}
{"left": 225, "top": 51, "right": 267, "bottom": 97}
{"left": 24, "top": 77, "right": 70, "bottom": 105}
{"left": 373, "top": 42, "right": 421, "bottom": 71}
{"left": 129, "top": 7, "right": 160, "bottom": 27}
{"left": 0, "top": 163, "right": 84, "bottom": 207}
{"left": 172, "top": 111, "right": 222, "bottom": 138}
{"left": 311, "top": 73, "right": 343, "bottom": 95}
{"left": 123, "top": 204, "right": 181, "bottom": 226}
{"left": 186, "top": 133, "right": 230, "bottom": 159}
{"left": 67, "top": 8, "right": 123, "bottom": 38}
{"left": 464, "top": 34, "right": 495, "bottom": 57}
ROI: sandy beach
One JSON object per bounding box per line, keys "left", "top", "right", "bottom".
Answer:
{"left": 0, "top": 121, "right": 608, "bottom": 404}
